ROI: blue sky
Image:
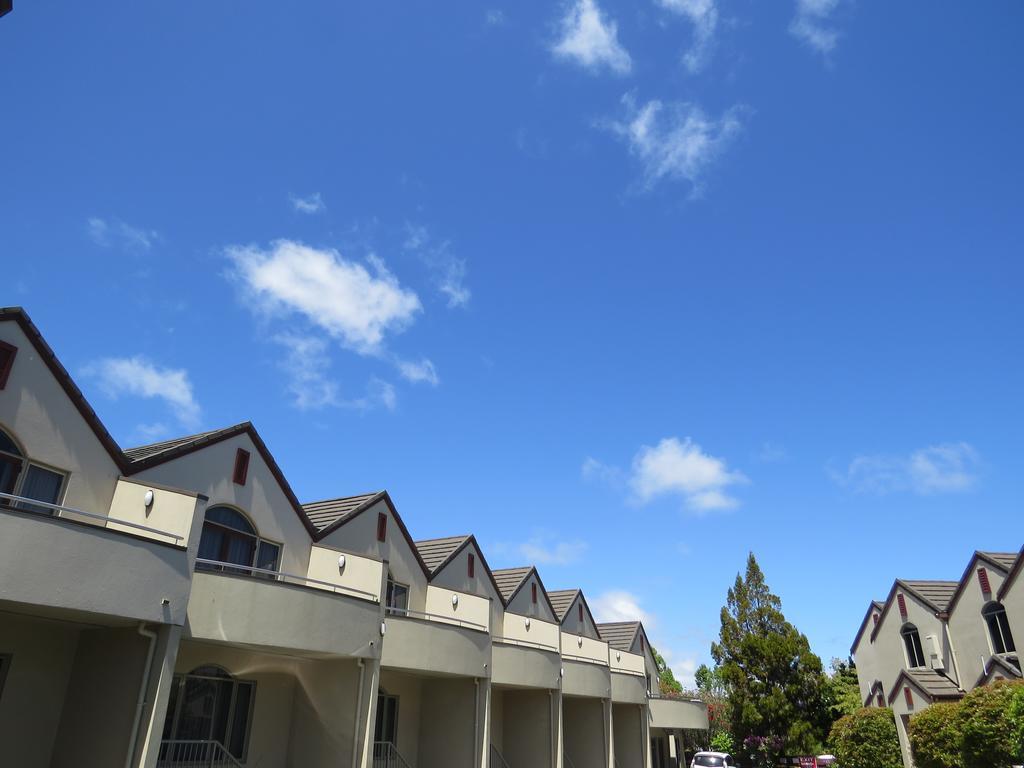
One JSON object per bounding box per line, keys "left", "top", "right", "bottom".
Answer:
{"left": 2, "top": 1, "right": 1023, "bottom": 685}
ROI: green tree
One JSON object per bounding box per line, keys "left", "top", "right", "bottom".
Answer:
{"left": 695, "top": 663, "right": 728, "bottom": 698}
{"left": 827, "top": 657, "right": 862, "bottom": 721}
{"left": 909, "top": 702, "right": 961, "bottom": 768}
{"left": 710, "top": 553, "right": 831, "bottom": 762}
{"left": 957, "top": 679, "right": 1024, "bottom": 766}
{"left": 828, "top": 708, "right": 902, "bottom": 768}
{"left": 651, "top": 646, "right": 682, "bottom": 697}
{"left": 693, "top": 663, "right": 731, "bottom": 744}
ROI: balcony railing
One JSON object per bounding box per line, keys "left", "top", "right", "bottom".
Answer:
{"left": 0, "top": 491, "right": 185, "bottom": 543}
{"left": 157, "top": 740, "right": 242, "bottom": 768}
{"left": 384, "top": 604, "right": 488, "bottom": 631}
{"left": 195, "top": 558, "right": 379, "bottom": 601}
{"left": 373, "top": 741, "right": 412, "bottom": 768}
{"left": 493, "top": 635, "right": 560, "bottom": 652}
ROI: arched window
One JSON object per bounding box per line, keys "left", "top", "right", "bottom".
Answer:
{"left": 983, "top": 602, "right": 1016, "bottom": 655}
{"left": 162, "top": 665, "right": 255, "bottom": 761}
{"left": 197, "top": 506, "right": 280, "bottom": 577}
{"left": 0, "top": 427, "right": 67, "bottom": 515}
{"left": 901, "top": 623, "right": 926, "bottom": 668}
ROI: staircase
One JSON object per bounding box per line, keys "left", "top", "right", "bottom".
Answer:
{"left": 157, "top": 740, "right": 242, "bottom": 768}
{"left": 373, "top": 741, "right": 413, "bottom": 768}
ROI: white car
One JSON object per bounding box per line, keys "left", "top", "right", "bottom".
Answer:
{"left": 691, "top": 752, "right": 737, "bottom": 768}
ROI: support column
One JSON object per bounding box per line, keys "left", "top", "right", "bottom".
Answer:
{"left": 356, "top": 657, "right": 382, "bottom": 768}
{"left": 641, "top": 703, "right": 652, "bottom": 768}
{"left": 477, "top": 677, "right": 492, "bottom": 768}
{"left": 605, "top": 698, "right": 615, "bottom": 768}
{"left": 135, "top": 625, "right": 183, "bottom": 768}
{"left": 555, "top": 680, "right": 564, "bottom": 768}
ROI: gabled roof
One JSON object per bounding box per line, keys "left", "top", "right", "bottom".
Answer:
{"left": 0, "top": 307, "right": 127, "bottom": 471}
{"left": 871, "top": 579, "right": 960, "bottom": 643}
{"left": 974, "top": 654, "right": 1022, "bottom": 688}
{"left": 887, "top": 668, "right": 962, "bottom": 705}
{"left": 125, "top": 421, "right": 319, "bottom": 538}
{"left": 547, "top": 589, "right": 580, "bottom": 621}
{"left": 492, "top": 565, "right": 559, "bottom": 617}
{"left": 416, "top": 535, "right": 472, "bottom": 573}
{"left": 301, "top": 491, "right": 386, "bottom": 533}
{"left": 947, "top": 550, "right": 1019, "bottom": 615}
{"left": 596, "top": 621, "right": 640, "bottom": 652}
{"left": 850, "top": 599, "right": 886, "bottom": 654}
{"left": 998, "top": 545, "right": 1024, "bottom": 601}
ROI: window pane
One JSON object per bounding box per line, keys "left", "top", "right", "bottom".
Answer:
{"left": 256, "top": 541, "right": 280, "bottom": 573}
{"left": 998, "top": 612, "right": 1016, "bottom": 653}
{"left": 0, "top": 454, "right": 21, "bottom": 496}
{"left": 198, "top": 525, "right": 226, "bottom": 567}
{"left": 0, "top": 430, "right": 21, "bottom": 456}
{"left": 205, "top": 506, "right": 256, "bottom": 535}
{"left": 17, "top": 465, "right": 65, "bottom": 515}
{"left": 229, "top": 683, "right": 254, "bottom": 758}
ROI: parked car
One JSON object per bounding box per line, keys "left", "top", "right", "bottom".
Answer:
{"left": 691, "top": 752, "right": 737, "bottom": 767}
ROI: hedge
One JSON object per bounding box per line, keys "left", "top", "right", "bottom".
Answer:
{"left": 956, "top": 679, "right": 1024, "bottom": 767}
{"left": 828, "top": 707, "right": 902, "bottom": 768}
{"left": 908, "top": 702, "right": 961, "bottom": 768}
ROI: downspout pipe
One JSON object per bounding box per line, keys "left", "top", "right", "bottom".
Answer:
{"left": 126, "top": 623, "right": 158, "bottom": 768}
{"left": 353, "top": 659, "right": 366, "bottom": 768}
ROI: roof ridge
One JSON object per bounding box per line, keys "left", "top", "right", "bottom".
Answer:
{"left": 301, "top": 490, "right": 383, "bottom": 507}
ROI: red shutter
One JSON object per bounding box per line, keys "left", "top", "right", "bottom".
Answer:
{"left": 532, "top": 582, "right": 538, "bottom": 604}
{"left": 376, "top": 512, "right": 387, "bottom": 543}
{"left": 578, "top": 603, "right": 584, "bottom": 622}
{"left": 0, "top": 341, "right": 17, "bottom": 389}
{"left": 904, "top": 686, "right": 914, "bottom": 709}
{"left": 232, "top": 448, "right": 250, "bottom": 485}
{"left": 877, "top": 692, "right": 884, "bottom": 708}
{"left": 897, "top": 593, "right": 908, "bottom": 619}
{"left": 872, "top": 613, "right": 879, "bottom": 625}
{"left": 468, "top": 553, "right": 475, "bottom": 578}
{"left": 640, "top": 634, "right": 645, "bottom": 652}
{"left": 978, "top": 568, "right": 992, "bottom": 595}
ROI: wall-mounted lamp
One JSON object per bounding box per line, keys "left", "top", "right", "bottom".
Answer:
{"left": 380, "top": 621, "right": 387, "bottom": 637}
{"left": 577, "top": 635, "right": 583, "bottom": 648}
{"left": 143, "top": 490, "right": 154, "bottom": 508}
{"left": 525, "top": 617, "right": 532, "bottom": 630}
{"left": 452, "top": 594, "right": 459, "bottom": 608}
{"left": 616, "top": 651, "right": 622, "bottom": 662}
{"left": 337, "top": 554, "right": 347, "bottom": 572}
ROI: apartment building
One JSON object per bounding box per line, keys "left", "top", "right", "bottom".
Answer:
{"left": 851, "top": 547, "right": 1022, "bottom": 768}
{"left": 0, "top": 306, "right": 708, "bottom": 768}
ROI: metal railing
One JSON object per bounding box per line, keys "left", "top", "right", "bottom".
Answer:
{"left": 384, "top": 604, "right": 488, "bottom": 632}
{"left": 563, "top": 752, "right": 578, "bottom": 768}
{"left": 490, "top": 743, "right": 512, "bottom": 768}
{"left": 0, "top": 490, "right": 184, "bottom": 542}
{"left": 492, "top": 635, "right": 560, "bottom": 653}
{"left": 194, "top": 558, "right": 380, "bottom": 601}
{"left": 561, "top": 652, "right": 610, "bottom": 666}
{"left": 156, "top": 740, "right": 242, "bottom": 767}
{"left": 373, "top": 741, "right": 412, "bottom": 768}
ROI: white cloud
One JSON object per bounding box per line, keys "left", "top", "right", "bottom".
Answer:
{"left": 290, "top": 192, "right": 326, "bottom": 214}
{"left": 592, "top": 590, "right": 654, "bottom": 625}
{"left": 790, "top": 0, "right": 841, "bottom": 54}
{"left": 832, "top": 442, "right": 981, "bottom": 495}
{"left": 87, "top": 217, "right": 160, "bottom": 252}
{"left": 660, "top": 647, "right": 699, "bottom": 690}
{"left": 227, "top": 240, "right": 422, "bottom": 355}
{"left": 83, "top": 356, "right": 200, "bottom": 429}
{"left": 582, "top": 456, "right": 625, "bottom": 486}
{"left": 631, "top": 437, "right": 747, "bottom": 511}
{"left": 656, "top": 0, "right": 718, "bottom": 73}
{"left": 274, "top": 334, "right": 340, "bottom": 409}
{"left": 518, "top": 536, "right": 589, "bottom": 566}
{"left": 403, "top": 224, "right": 471, "bottom": 308}
{"left": 552, "top": 0, "right": 632, "bottom": 75}
{"left": 397, "top": 358, "right": 440, "bottom": 386}
{"left": 485, "top": 9, "right": 506, "bottom": 26}
{"left": 607, "top": 95, "right": 745, "bottom": 193}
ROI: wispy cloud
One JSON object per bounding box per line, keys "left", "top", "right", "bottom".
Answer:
{"left": 656, "top": 0, "right": 718, "bottom": 73}
{"left": 396, "top": 358, "right": 440, "bottom": 386}
{"left": 830, "top": 442, "right": 981, "bottom": 495}
{"left": 552, "top": 0, "right": 632, "bottom": 75}
{"left": 274, "top": 334, "right": 398, "bottom": 411}
{"left": 83, "top": 356, "right": 200, "bottom": 429}
{"left": 403, "top": 224, "right": 471, "bottom": 308}
{"left": 290, "top": 192, "right": 326, "bottom": 214}
{"left": 790, "top": 0, "right": 841, "bottom": 55}
{"left": 582, "top": 456, "right": 625, "bottom": 486}
{"left": 606, "top": 95, "right": 746, "bottom": 194}
{"left": 485, "top": 9, "right": 506, "bottom": 27}
{"left": 631, "top": 437, "right": 748, "bottom": 511}
{"left": 592, "top": 589, "right": 654, "bottom": 625}
{"left": 517, "top": 534, "right": 589, "bottom": 566}
{"left": 755, "top": 441, "right": 789, "bottom": 464}
{"left": 227, "top": 240, "right": 422, "bottom": 355}
{"left": 87, "top": 217, "right": 160, "bottom": 252}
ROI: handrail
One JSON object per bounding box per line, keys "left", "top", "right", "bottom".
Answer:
{"left": 385, "top": 604, "right": 488, "bottom": 631}
{"left": 373, "top": 740, "right": 412, "bottom": 768}
{"left": 493, "top": 635, "right": 560, "bottom": 653}
{"left": 0, "top": 490, "right": 185, "bottom": 542}
{"left": 157, "top": 739, "right": 242, "bottom": 767}
{"left": 561, "top": 652, "right": 610, "bottom": 666}
{"left": 564, "top": 752, "right": 578, "bottom": 768}
{"left": 490, "top": 743, "right": 512, "bottom": 768}
{"left": 195, "top": 558, "right": 379, "bottom": 601}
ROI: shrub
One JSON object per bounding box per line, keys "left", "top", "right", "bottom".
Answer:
{"left": 709, "top": 731, "right": 735, "bottom": 754}
{"left": 828, "top": 707, "right": 902, "bottom": 768}
{"left": 957, "top": 679, "right": 1024, "bottom": 767}
{"left": 909, "top": 702, "right": 961, "bottom": 768}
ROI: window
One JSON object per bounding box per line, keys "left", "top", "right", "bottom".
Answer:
{"left": 385, "top": 573, "right": 409, "bottom": 615}
{"left": 197, "top": 506, "right": 280, "bottom": 577}
{"left": 983, "top": 602, "right": 1016, "bottom": 654}
{"left": 901, "top": 623, "right": 926, "bottom": 668}
{"left": 468, "top": 553, "right": 475, "bottom": 579}
{"left": 0, "top": 341, "right": 16, "bottom": 389}
{"left": 0, "top": 428, "right": 66, "bottom": 515}
{"left": 531, "top": 582, "right": 538, "bottom": 604}
{"left": 162, "top": 666, "right": 255, "bottom": 761}
{"left": 232, "top": 448, "right": 250, "bottom": 486}
{"left": 376, "top": 512, "right": 387, "bottom": 543}
{"left": 693, "top": 756, "right": 727, "bottom": 767}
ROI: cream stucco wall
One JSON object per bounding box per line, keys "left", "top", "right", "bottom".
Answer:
{"left": 870, "top": 588, "right": 955, "bottom": 700}
{"left": 306, "top": 543, "right": 384, "bottom": 601}
{"left": 852, "top": 604, "right": 883, "bottom": 703}
{"left": 505, "top": 572, "right": 557, "bottom": 623}
{"left": 424, "top": 584, "right": 491, "bottom": 631}
{"left": 562, "top": 632, "right": 609, "bottom": 665}
{"left": 0, "top": 321, "right": 122, "bottom": 520}
{"left": 106, "top": 477, "right": 201, "bottom": 546}
{"left": 561, "top": 593, "right": 601, "bottom": 640}
{"left": 501, "top": 611, "right": 560, "bottom": 650}
{"left": 948, "top": 562, "right": 1010, "bottom": 688}
{"left": 1003, "top": 573, "right": 1024, "bottom": 657}
{"left": 428, "top": 542, "right": 505, "bottom": 633}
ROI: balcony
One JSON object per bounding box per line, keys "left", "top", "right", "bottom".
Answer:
{"left": 0, "top": 482, "right": 201, "bottom": 625}
{"left": 187, "top": 552, "right": 383, "bottom": 658}
{"left": 648, "top": 697, "right": 709, "bottom": 730}
{"left": 610, "top": 650, "right": 647, "bottom": 703}
{"left": 380, "top": 586, "right": 490, "bottom": 677}
{"left": 493, "top": 612, "right": 561, "bottom": 688}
